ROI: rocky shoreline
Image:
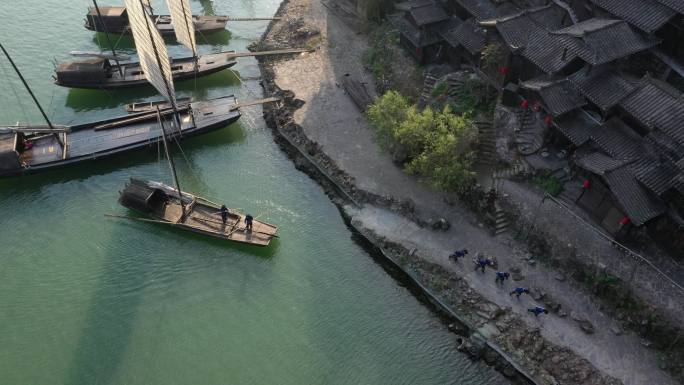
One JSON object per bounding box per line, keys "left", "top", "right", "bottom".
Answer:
{"left": 251, "top": 2, "right": 628, "bottom": 384}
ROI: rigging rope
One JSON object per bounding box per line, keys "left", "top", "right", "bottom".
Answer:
{"left": 0, "top": 56, "right": 30, "bottom": 124}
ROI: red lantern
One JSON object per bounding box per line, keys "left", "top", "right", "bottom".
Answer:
{"left": 544, "top": 115, "right": 553, "bottom": 126}
{"left": 619, "top": 216, "right": 631, "bottom": 226}
{"left": 521, "top": 99, "right": 529, "bottom": 109}
{"left": 582, "top": 179, "right": 591, "bottom": 189}
{"left": 499, "top": 66, "right": 510, "bottom": 75}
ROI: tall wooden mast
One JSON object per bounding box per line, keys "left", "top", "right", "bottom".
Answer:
{"left": 156, "top": 106, "right": 185, "bottom": 217}
{"left": 0, "top": 42, "right": 63, "bottom": 147}
{"left": 91, "top": 0, "right": 124, "bottom": 77}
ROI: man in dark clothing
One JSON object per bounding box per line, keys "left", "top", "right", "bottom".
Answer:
{"left": 220, "top": 205, "right": 228, "bottom": 226}
{"left": 245, "top": 214, "right": 254, "bottom": 231}
{"left": 449, "top": 249, "right": 468, "bottom": 263}
{"left": 528, "top": 306, "right": 548, "bottom": 317}
{"left": 495, "top": 271, "right": 510, "bottom": 284}
{"left": 509, "top": 287, "right": 530, "bottom": 298}
{"left": 474, "top": 256, "right": 492, "bottom": 273}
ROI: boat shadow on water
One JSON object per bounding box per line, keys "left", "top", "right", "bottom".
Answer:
{"left": 91, "top": 29, "right": 233, "bottom": 50}
{"left": 64, "top": 70, "right": 242, "bottom": 111}
{"left": 62, "top": 220, "right": 276, "bottom": 384}
{"left": 0, "top": 123, "right": 247, "bottom": 190}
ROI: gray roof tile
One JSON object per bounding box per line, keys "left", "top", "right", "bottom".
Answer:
{"left": 633, "top": 160, "right": 680, "bottom": 195}
{"left": 656, "top": 0, "right": 684, "bottom": 14}
{"left": 448, "top": 18, "right": 487, "bottom": 54}
{"left": 519, "top": 76, "right": 586, "bottom": 116}
{"left": 590, "top": 118, "right": 644, "bottom": 160}
{"left": 604, "top": 165, "right": 667, "bottom": 225}
{"left": 554, "top": 111, "right": 599, "bottom": 146}
{"left": 620, "top": 76, "right": 684, "bottom": 146}
{"left": 589, "top": 0, "right": 676, "bottom": 32}
{"left": 567, "top": 66, "right": 638, "bottom": 110}
{"left": 552, "top": 19, "right": 661, "bottom": 66}
{"left": 575, "top": 150, "right": 631, "bottom": 175}
{"left": 455, "top": 0, "right": 497, "bottom": 20}
{"left": 409, "top": 3, "right": 450, "bottom": 26}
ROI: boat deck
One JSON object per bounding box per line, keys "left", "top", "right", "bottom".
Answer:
{"left": 177, "top": 203, "right": 277, "bottom": 246}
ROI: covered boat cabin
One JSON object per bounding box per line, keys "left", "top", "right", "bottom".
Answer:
{"left": 119, "top": 179, "right": 170, "bottom": 216}
{"left": 55, "top": 58, "right": 111, "bottom": 87}
{"left": 85, "top": 7, "right": 130, "bottom": 33}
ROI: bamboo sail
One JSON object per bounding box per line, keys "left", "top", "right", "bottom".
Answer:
{"left": 123, "top": 0, "right": 177, "bottom": 106}
{"left": 166, "top": 0, "right": 197, "bottom": 57}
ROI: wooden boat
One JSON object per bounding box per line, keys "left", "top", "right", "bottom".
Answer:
{"left": 85, "top": 6, "right": 229, "bottom": 35}
{"left": 55, "top": 52, "right": 237, "bottom": 89}
{"left": 116, "top": 178, "right": 278, "bottom": 246}
{"left": 0, "top": 96, "right": 241, "bottom": 177}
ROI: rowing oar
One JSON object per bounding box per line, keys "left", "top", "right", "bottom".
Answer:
{"left": 105, "top": 214, "right": 177, "bottom": 226}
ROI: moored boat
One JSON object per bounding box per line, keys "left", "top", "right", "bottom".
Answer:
{"left": 85, "top": 6, "right": 229, "bottom": 35}
{"left": 54, "top": 51, "right": 237, "bottom": 89}
{"left": 0, "top": 96, "right": 240, "bottom": 177}
{"left": 116, "top": 178, "right": 278, "bottom": 246}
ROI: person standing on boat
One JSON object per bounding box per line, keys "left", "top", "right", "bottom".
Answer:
{"left": 220, "top": 205, "right": 229, "bottom": 228}
{"left": 245, "top": 214, "right": 254, "bottom": 232}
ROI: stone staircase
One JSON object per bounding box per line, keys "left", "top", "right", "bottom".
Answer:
{"left": 477, "top": 120, "right": 498, "bottom": 166}
{"left": 418, "top": 72, "right": 439, "bottom": 108}
{"left": 492, "top": 159, "right": 531, "bottom": 180}
{"left": 515, "top": 109, "right": 546, "bottom": 155}
{"left": 493, "top": 203, "right": 510, "bottom": 235}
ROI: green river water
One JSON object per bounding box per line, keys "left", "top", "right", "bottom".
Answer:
{"left": 0, "top": 1, "right": 509, "bottom": 384}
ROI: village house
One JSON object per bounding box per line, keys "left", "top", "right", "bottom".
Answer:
{"left": 392, "top": 0, "right": 684, "bottom": 257}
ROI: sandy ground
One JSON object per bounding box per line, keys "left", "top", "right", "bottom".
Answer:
{"left": 265, "top": 1, "right": 679, "bottom": 384}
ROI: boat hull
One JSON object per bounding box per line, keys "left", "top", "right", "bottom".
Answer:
{"left": 118, "top": 179, "right": 278, "bottom": 247}
{"left": 0, "top": 96, "right": 241, "bottom": 178}
{"left": 85, "top": 13, "right": 228, "bottom": 35}
{"left": 55, "top": 52, "right": 237, "bottom": 90}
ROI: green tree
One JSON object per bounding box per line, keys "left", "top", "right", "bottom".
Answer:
{"left": 366, "top": 92, "right": 478, "bottom": 191}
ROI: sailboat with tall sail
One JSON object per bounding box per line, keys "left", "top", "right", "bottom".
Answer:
{"left": 112, "top": 108, "right": 279, "bottom": 247}
{"left": 55, "top": 0, "right": 237, "bottom": 90}
{"left": 0, "top": 0, "right": 242, "bottom": 177}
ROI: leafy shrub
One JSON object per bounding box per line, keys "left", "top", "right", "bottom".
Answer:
{"left": 366, "top": 91, "right": 477, "bottom": 192}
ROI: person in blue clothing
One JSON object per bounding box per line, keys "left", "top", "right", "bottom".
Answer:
{"left": 509, "top": 287, "right": 530, "bottom": 298}
{"left": 449, "top": 249, "right": 468, "bottom": 263}
{"left": 495, "top": 271, "right": 510, "bottom": 284}
{"left": 474, "top": 256, "right": 493, "bottom": 273}
{"left": 528, "top": 306, "right": 549, "bottom": 317}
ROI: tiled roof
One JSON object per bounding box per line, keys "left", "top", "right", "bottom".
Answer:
{"left": 495, "top": 2, "right": 520, "bottom": 17}
{"left": 409, "top": 3, "right": 450, "bottom": 26}
{"left": 447, "top": 18, "right": 487, "bottom": 54}
{"left": 656, "top": 0, "right": 684, "bottom": 14}
{"left": 675, "top": 174, "right": 684, "bottom": 194}
{"left": 590, "top": 118, "right": 644, "bottom": 160}
{"left": 392, "top": 15, "right": 444, "bottom": 47}
{"left": 485, "top": 5, "right": 569, "bottom": 51}
{"left": 455, "top": 0, "right": 497, "bottom": 20}
{"left": 677, "top": 157, "right": 684, "bottom": 170}
{"left": 633, "top": 160, "right": 680, "bottom": 195}
{"left": 554, "top": 111, "right": 599, "bottom": 146}
{"left": 395, "top": 0, "right": 434, "bottom": 11}
{"left": 567, "top": 66, "right": 638, "bottom": 110}
{"left": 588, "top": 0, "right": 676, "bottom": 33}
{"left": 523, "top": 28, "right": 577, "bottom": 74}
{"left": 519, "top": 76, "right": 586, "bottom": 116}
{"left": 552, "top": 19, "right": 660, "bottom": 66}
{"left": 575, "top": 150, "right": 631, "bottom": 175}
{"left": 620, "top": 76, "right": 684, "bottom": 146}
{"left": 436, "top": 16, "right": 464, "bottom": 46}
{"left": 604, "top": 165, "right": 667, "bottom": 225}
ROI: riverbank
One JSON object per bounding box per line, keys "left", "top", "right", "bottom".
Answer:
{"left": 254, "top": 1, "right": 680, "bottom": 385}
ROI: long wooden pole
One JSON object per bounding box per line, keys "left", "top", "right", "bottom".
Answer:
{"left": 0, "top": 42, "right": 63, "bottom": 147}
{"left": 157, "top": 106, "right": 185, "bottom": 217}
{"left": 92, "top": 0, "right": 123, "bottom": 77}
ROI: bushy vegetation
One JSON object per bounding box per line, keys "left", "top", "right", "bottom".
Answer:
{"left": 531, "top": 172, "right": 564, "bottom": 197}
{"left": 362, "top": 24, "right": 399, "bottom": 84}
{"left": 367, "top": 91, "right": 478, "bottom": 192}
